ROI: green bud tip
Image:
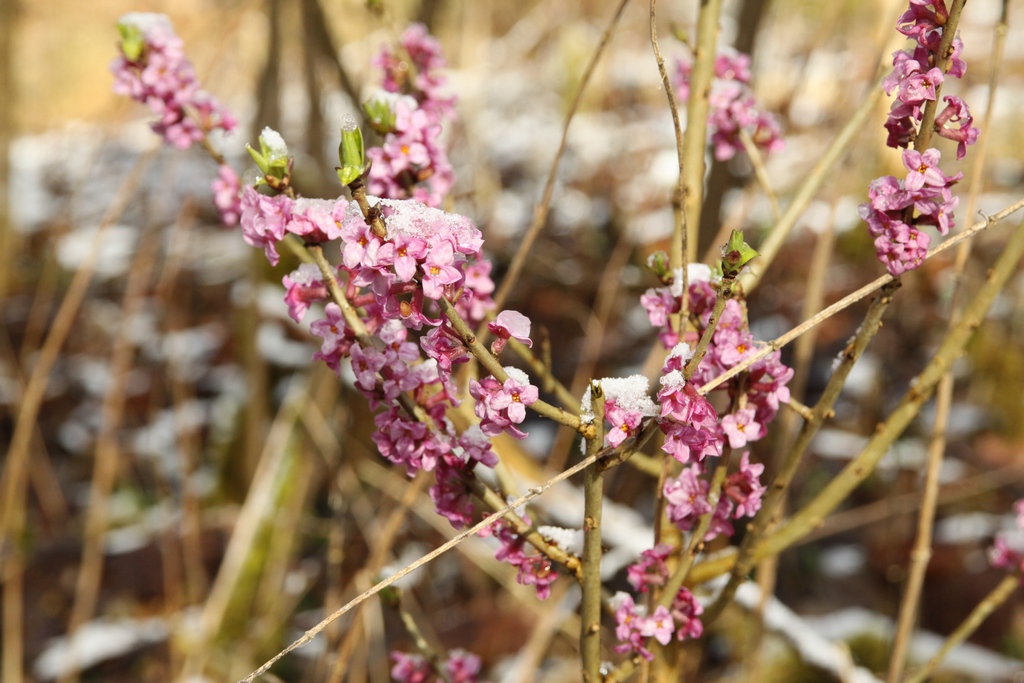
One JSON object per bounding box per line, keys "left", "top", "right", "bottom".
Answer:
{"left": 337, "top": 115, "right": 367, "bottom": 187}
{"left": 721, "top": 229, "right": 758, "bottom": 277}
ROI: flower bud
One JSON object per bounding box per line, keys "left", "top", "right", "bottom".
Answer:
{"left": 337, "top": 115, "right": 368, "bottom": 187}
{"left": 246, "top": 127, "right": 292, "bottom": 190}
{"left": 645, "top": 250, "right": 672, "bottom": 282}
{"left": 720, "top": 229, "right": 758, "bottom": 279}
{"left": 363, "top": 92, "right": 398, "bottom": 134}
{"left": 116, "top": 22, "right": 146, "bottom": 62}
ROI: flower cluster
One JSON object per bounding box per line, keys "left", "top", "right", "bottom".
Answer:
{"left": 862, "top": 0, "right": 979, "bottom": 276}
{"left": 858, "top": 148, "right": 961, "bottom": 275}
{"left": 673, "top": 48, "right": 783, "bottom": 161}
{"left": 469, "top": 368, "right": 539, "bottom": 440}
{"left": 661, "top": 453, "right": 764, "bottom": 541}
{"left": 240, "top": 184, "right": 346, "bottom": 266}
{"left": 642, "top": 266, "right": 792, "bottom": 466}
{"left": 626, "top": 546, "right": 705, "bottom": 642}
{"left": 366, "top": 24, "right": 456, "bottom": 207}
{"left": 610, "top": 582, "right": 704, "bottom": 661}
{"left": 241, "top": 178, "right": 509, "bottom": 528}
{"left": 989, "top": 500, "right": 1024, "bottom": 577}
{"left": 390, "top": 649, "right": 490, "bottom": 683}
{"left": 483, "top": 518, "right": 558, "bottom": 600}
{"left": 883, "top": 2, "right": 976, "bottom": 156}
{"left": 580, "top": 375, "right": 659, "bottom": 449}
{"left": 110, "top": 13, "right": 236, "bottom": 149}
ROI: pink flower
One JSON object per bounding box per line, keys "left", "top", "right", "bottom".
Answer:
{"left": 282, "top": 263, "right": 328, "bottom": 323}
{"left": 420, "top": 241, "right": 463, "bottom": 299}
{"left": 469, "top": 369, "right": 537, "bottom": 440}
{"left": 611, "top": 592, "right": 655, "bottom": 661}
{"left": 663, "top": 469, "right": 713, "bottom": 531}
{"left": 627, "top": 544, "right": 672, "bottom": 593}
{"left": 310, "top": 303, "right": 350, "bottom": 371}
{"left": 390, "top": 651, "right": 432, "bottom": 683}
{"left": 445, "top": 649, "right": 487, "bottom": 683}
{"left": 671, "top": 587, "right": 704, "bottom": 641}
{"left": 211, "top": 165, "right": 241, "bottom": 226}
{"left": 287, "top": 197, "right": 344, "bottom": 243}
{"left": 605, "top": 399, "right": 644, "bottom": 448}
{"left": 240, "top": 186, "right": 291, "bottom": 266}
{"left": 488, "top": 310, "right": 532, "bottom": 355}
{"left": 430, "top": 460, "right": 474, "bottom": 528}
{"left": 640, "top": 606, "right": 676, "bottom": 646}
{"left": 724, "top": 451, "right": 766, "bottom": 518}
{"left": 721, "top": 407, "right": 761, "bottom": 449}
{"left": 673, "top": 47, "right": 783, "bottom": 161}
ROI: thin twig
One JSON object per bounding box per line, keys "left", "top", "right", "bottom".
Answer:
{"left": 650, "top": 0, "right": 689, "bottom": 322}
{"left": 737, "top": 128, "right": 781, "bottom": 222}
{"left": 237, "top": 433, "right": 646, "bottom": 683}
{"left": 680, "top": 0, "right": 724, "bottom": 262}
{"left": 580, "top": 382, "right": 606, "bottom": 682}
{"left": 684, "top": 275, "right": 735, "bottom": 381}
{"left": 738, "top": 87, "right": 883, "bottom": 293}
{"left": 484, "top": 0, "right": 631, "bottom": 324}
{"left": 902, "top": 574, "right": 1018, "bottom": 683}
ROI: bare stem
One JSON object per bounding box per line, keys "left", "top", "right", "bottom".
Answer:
{"left": 237, "top": 433, "right": 652, "bottom": 683}
{"left": 580, "top": 382, "right": 606, "bottom": 682}
{"left": 681, "top": 0, "right": 725, "bottom": 262}
{"left": 684, "top": 275, "right": 735, "bottom": 381}
{"left": 902, "top": 575, "right": 1018, "bottom": 683}
{"left": 738, "top": 87, "right": 883, "bottom": 294}
{"left": 650, "top": 0, "right": 689, "bottom": 321}
{"left": 737, "top": 128, "right": 781, "bottom": 221}
{"left": 757, "top": 216, "right": 1024, "bottom": 563}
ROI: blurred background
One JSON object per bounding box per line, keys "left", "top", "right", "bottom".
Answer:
{"left": 3, "top": 0, "right": 1024, "bottom": 681}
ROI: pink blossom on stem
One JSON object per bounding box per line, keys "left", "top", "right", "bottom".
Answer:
{"left": 282, "top": 263, "right": 328, "bottom": 323}
{"left": 627, "top": 544, "right": 672, "bottom": 593}
{"left": 390, "top": 651, "right": 433, "bottom": 683}
{"left": 211, "top": 165, "right": 242, "bottom": 226}
{"left": 670, "top": 587, "right": 705, "bottom": 641}
{"left": 111, "top": 13, "right": 236, "bottom": 149}
{"left": 673, "top": 47, "right": 783, "bottom": 161}
{"left": 287, "top": 197, "right": 345, "bottom": 243}
{"left": 724, "top": 451, "right": 766, "bottom": 519}
{"left": 240, "top": 186, "right": 292, "bottom": 266}
{"left": 310, "top": 303, "right": 351, "bottom": 371}
{"left": 611, "top": 592, "right": 655, "bottom": 661}
{"left": 488, "top": 310, "right": 533, "bottom": 355}
{"left": 721, "top": 407, "right": 761, "bottom": 449}
{"left": 469, "top": 368, "right": 538, "bottom": 440}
